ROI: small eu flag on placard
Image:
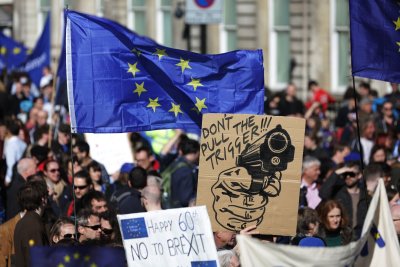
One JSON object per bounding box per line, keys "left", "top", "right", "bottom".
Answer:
{"left": 120, "top": 217, "right": 148, "bottom": 239}
{"left": 191, "top": 260, "right": 218, "bottom": 267}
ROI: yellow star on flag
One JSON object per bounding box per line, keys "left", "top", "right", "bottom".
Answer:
{"left": 394, "top": 17, "right": 400, "bottom": 30}
{"left": 73, "top": 253, "right": 80, "bottom": 259}
{"left": 57, "top": 264, "right": 65, "bottom": 267}
{"left": 13, "top": 47, "right": 21, "bottom": 54}
{"left": 133, "top": 82, "right": 147, "bottom": 97}
{"left": 84, "top": 255, "right": 90, "bottom": 262}
{"left": 187, "top": 78, "right": 203, "bottom": 91}
{"left": 194, "top": 97, "right": 207, "bottom": 112}
{"left": 90, "top": 263, "right": 97, "bottom": 267}
{"left": 154, "top": 48, "right": 167, "bottom": 60}
{"left": 176, "top": 58, "right": 192, "bottom": 73}
{"left": 64, "top": 255, "right": 71, "bottom": 263}
{"left": 1, "top": 46, "right": 7, "bottom": 55}
{"left": 131, "top": 48, "right": 142, "bottom": 56}
{"left": 147, "top": 97, "right": 161, "bottom": 112}
{"left": 397, "top": 42, "right": 400, "bottom": 52}
{"left": 169, "top": 102, "right": 183, "bottom": 117}
{"left": 127, "top": 62, "right": 140, "bottom": 77}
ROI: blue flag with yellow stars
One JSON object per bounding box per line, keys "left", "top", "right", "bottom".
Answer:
{"left": 0, "top": 31, "right": 29, "bottom": 71}
{"left": 19, "top": 13, "right": 51, "bottom": 88}
{"left": 65, "top": 10, "right": 264, "bottom": 133}
{"left": 30, "top": 246, "right": 127, "bottom": 267}
{"left": 350, "top": 0, "right": 400, "bottom": 83}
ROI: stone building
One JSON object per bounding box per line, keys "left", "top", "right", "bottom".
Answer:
{"left": 0, "top": 0, "right": 388, "bottom": 100}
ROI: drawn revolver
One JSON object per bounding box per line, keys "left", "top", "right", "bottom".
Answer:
{"left": 211, "top": 124, "right": 295, "bottom": 231}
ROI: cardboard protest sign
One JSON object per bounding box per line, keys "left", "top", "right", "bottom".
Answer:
{"left": 117, "top": 206, "right": 219, "bottom": 267}
{"left": 196, "top": 114, "right": 305, "bottom": 236}
{"left": 85, "top": 133, "right": 133, "bottom": 174}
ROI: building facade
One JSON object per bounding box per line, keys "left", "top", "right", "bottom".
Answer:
{"left": 0, "top": 0, "right": 388, "bottom": 100}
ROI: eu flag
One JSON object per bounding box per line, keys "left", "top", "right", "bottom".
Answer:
{"left": 19, "top": 13, "right": 50, "bottom": 87}
{"left": 30, "top": 246, "right": 127, "bottom": 267}
{"left": 350, "top": 0, "right": 400, "bottom": 83}
{"left": 120, "top": 217, "right": 148, "bottom": 239}
{"left": 0, "top": 31, "right": 29, "bottom": 71}
{"left": 65, "top": 10, "right": 264, "bottom": 133}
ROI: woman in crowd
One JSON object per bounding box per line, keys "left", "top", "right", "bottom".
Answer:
{"left": 87, "top": 161, "right": 106, "bottom": 193}
{"left": 318, "top": 200, "right": 353, "bottom": 247}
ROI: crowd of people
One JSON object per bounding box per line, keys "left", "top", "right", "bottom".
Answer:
{"left": 0, "top": 69, "right": 400, "bottom": 267}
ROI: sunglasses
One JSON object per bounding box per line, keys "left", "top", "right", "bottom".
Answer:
{"left": 343, "top": 172, "right": 359, "bottom": 178}
{"left": 62, "top": 233, "right": 76, "bottom": 239}
{"left": 101, "top": 228, "right": 114, "bottom": 235}
{"left": 84, "top": 224, "right": 101, "bottom": 231}
{"left": 74, "top": 185, "right": 88, "bottom": 190}
{"left": 49, "top": 168, "right": 60, "bottom": 173}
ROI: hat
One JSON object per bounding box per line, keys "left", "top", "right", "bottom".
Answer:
{"left": 40, "top": 75, "right": 52, "bottom": 89}
{"left": 120, "top": 163, "right": 135, "bottom": 174}
{"left": 298, "top": 237, "right": 326, "bottom": 247}
{"left": 58, "top": 123, "right": 71, "bottom": 134}
{"left": 20, "top": 100, "right": 33, "bottom": 113}
{"left": 20, "top": 76, "right": 30, "bottom": 86}
{"left": 344, "top": 151, "right": 361, "bottom": 163}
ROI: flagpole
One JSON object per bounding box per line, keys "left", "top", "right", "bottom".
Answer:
{"left": 351, "top": 77, "right": 364, "bottom": 171}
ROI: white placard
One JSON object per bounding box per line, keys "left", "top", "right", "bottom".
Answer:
{"left": 185, "top": 0, "right": 222, "bottom": 25}
{"left": 85, "top": 133, "right": 133, "bottom": 175}
{"left": 117, "top": 206, "right": 220, "bottom": 267}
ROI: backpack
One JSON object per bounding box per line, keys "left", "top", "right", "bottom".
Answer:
{"left": 161, "top": 160, "right": 190, "bottom": 208}
{"left": 109, "top": 189, "right": 131, "bottom": 212}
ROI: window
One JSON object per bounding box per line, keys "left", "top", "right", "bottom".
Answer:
{"left": 157, "top": 0, "right": 172, "bottom": 46}
{"left": 128, "top": 0, "right": 147, "bottom": 35}
{"left": 220, "top": 0, "right": 237, "bottom": 52}
{"left": 96, "top": 0, "right": 105, "bottom": 17}
{"left": 331, "top": 0, "right": 350, "bottom": 93}
{"left": 38, "top": 0, "right": 50, "bottom": 34}
{"left": 269, "top": 0, "right": 290, "bottom": 88}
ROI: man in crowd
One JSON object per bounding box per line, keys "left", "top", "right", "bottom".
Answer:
{"left": 300, "top": 156, "right": 321, "bottom": 209}
{"left": 67, "top": 170, "right": 93, "bottom": 216}
{"left": 73, "top": 140, "right": 109, "bottom": 184}
{"left": 134, "top": 146, "right": 157, "bottom": 173}
{"left": 14, "top": 180, "right": 49, "bottom": 267}
{"left": 0, "top": 185, "right": 28, "bottom": 267}
{"left": 112, "top": 167, "right": 146, "bottom": 214}
{"left": 6, "top": 158, "right": 36, "bottom": 219}
{"left": 169, "top": 139, "right": 200, "bottom": 208}
{"left": 3, "top": 120, "right": 27, "bottom": 187}
{"left": 82, "top": 190, "right": 108, "bottom": 215}
{"left": 76, "top": 209, "right": 101, "bottom": 243}
{"left": 142, "top": 185, "right": 162, "bottom": 211}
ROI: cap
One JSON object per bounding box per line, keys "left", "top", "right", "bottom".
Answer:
{"left": 344, "top": 151, "right": 361, "bottom": 163}
{"left": 20, "top": 76, "right": 30, "bottom": 86}
{"left": 298, "top": 237, "right": 326, "bottom": 247}
{"left": 120, "top": 163, "right": 135, "bottom": 174}
{"left": 40, "top": 76, "right": 52, "bottom": 89}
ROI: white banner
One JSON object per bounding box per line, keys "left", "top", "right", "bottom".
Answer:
{"left": 237, "top": 179, "right": 400, "bottom": 267}
{"left": 85, "top": 133, "right": 133, "bottom": 174}
{"left": 117, "top": 206, "right": 220, "bottom": 267}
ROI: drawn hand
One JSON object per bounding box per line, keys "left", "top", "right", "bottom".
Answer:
{"left": 211, "top": 167, "right": 281, "bottom": 231}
